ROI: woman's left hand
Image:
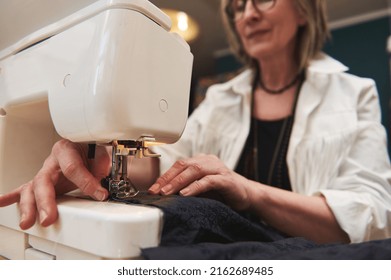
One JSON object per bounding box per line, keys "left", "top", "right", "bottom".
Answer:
{"left": 148, "top": 154, "right": 252, "bottom": 211}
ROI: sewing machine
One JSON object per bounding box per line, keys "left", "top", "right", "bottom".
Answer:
{"left": 0, "top": 0, "right": 193, "bottom": 259}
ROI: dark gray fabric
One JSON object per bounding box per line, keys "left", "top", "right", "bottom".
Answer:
{"left": 112, "top": 192, "right": 391, "bottom": 260}
{"left": 111, "top": 192, "right": 286, "bottom": 245}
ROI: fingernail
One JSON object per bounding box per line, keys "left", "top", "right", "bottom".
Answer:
{"left": 93, "top": 189, "right": 106, "bottom": 201}
{"left": 149, "top": 183, "right": 160, "bottom": 192}
{"left": 179, "top": 188, "right": 189, "bottom": 196}
{"left": 161, "top": 184, "right": 172, "bottom": 195}
{"left": 39, "top": 209, "right": 48, "bottom": 225}
{"left": 19, "top": 214, "right": 27, "bottom": 227}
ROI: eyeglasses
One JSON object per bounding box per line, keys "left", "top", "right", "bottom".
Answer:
{"left": 227, "top": 0, "right": 276, "bottom": 21}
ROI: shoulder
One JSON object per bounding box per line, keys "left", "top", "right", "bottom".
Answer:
{"left": 192, "top": 69, "right": 253, "bottom": 114}
{"left": 187, "top": 70, "right": 253, "bottom": 128}
{"left": 306, "top": 53, "right": 377, "bottom": 95}
{"left": 205, "top": 69, "right": 253, "bottom": 99}
{"left": 207, "top": 69, "right": 253, "bottom": 95}
{"left": 300, "top": 54, "right": 381, "bottom": 124}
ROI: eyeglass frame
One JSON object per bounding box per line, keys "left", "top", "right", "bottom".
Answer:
{"left": 225, "top": 0, "right": 277, "bottom": 22}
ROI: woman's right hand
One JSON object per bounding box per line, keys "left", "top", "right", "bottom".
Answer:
{"left": 0, "top": 139, "right": 111, "bottom": 230}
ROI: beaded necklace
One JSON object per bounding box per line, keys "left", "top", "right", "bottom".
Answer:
{"left": 252, "top": 71, "right": 304, "bottom": 187}
{"left": 259, "top": 71, "right": 303, "bottom": 94}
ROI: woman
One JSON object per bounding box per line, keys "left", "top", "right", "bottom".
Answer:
{"left": 149, "top": 0, "right": 391, "bottom": 243}
{"left": 1, "top": 0, "right": 391, "bottom": 244}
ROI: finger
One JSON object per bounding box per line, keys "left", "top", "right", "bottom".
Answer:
{"left": 179, "top": 175, "right": 214, "bottom": 197}
{"left": 18, "top": 182, "right": 38, "bottom": 230}
{"left": 149, "top": 159, "right": 190, "bottom": 194}
{"left": 159, "top": 163, "right": 204, "bottom": 195}
{"left": 182, "top": 173, "right": 249, "bottom": 211}
{"left": 89, "top": 145, "right": 111, "bottom": 180}
{"left": 0, "top": 183, "right": 39, "bottom": 230}
{"left": 0, "top": 189, "right": 20, "bottom": 207}
{"left": 32, "top": 171, "right": 59, "bottom": 227}
{"left": 52, "top": 141, "right": 108, "bottom": 201}
{"left": 31, "top": 152, "right": 71, "bottom": 227}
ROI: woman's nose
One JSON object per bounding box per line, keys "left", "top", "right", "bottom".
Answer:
{"left": 242, "top": 1, "right": 262, "bottom": 20}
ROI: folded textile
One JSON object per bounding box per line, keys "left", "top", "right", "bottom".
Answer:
{"left": 112, "top": 192, "right": 286, "bottom": 246}
{"left": 141, "top": 238, "right": 391, "bottom": 260}
{"left": 112, "top": 193, "right": 391, "bottom": 260}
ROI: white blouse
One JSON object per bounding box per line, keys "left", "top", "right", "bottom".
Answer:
{"left": 155, "top": 54, "right": 391, "bottom": 243}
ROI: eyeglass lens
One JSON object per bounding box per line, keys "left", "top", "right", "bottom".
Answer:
{"left": 232, "top": 0, "right": 275, "bottom": 21}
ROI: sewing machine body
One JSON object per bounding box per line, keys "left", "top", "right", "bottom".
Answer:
{"left": 0, "top": 0, "right": 193, "bottom": 259}
{"left": 0, "top": 195, "right": 163, "bottom": 259}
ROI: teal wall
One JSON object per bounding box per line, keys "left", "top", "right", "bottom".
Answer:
{"left": 324, "top": 16, "right": 391, "bottom": 150}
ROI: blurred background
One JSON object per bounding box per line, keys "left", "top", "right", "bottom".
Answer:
{"left": 0, "top": 0, "right": 390, "bottom": 147}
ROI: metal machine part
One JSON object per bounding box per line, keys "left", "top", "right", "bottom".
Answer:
{"left": 101, "top": 137, "right": 160, "bottom": 199}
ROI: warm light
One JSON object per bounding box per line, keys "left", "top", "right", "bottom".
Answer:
{"left": 177, "top": 12, "right": 189, "bottom": 32}
{"left": 161, "top": 9, "right": 200, "bottom": 43}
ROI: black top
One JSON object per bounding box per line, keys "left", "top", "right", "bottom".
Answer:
{"left": 235, "top": 71, "right": 304, "bottom": 191}
{"left": 235, "top": 116, "right": 293, "bottom": 191}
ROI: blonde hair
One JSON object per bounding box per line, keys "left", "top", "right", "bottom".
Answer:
{"left": 220, "top": 0, "right": 330, "bottom": 72}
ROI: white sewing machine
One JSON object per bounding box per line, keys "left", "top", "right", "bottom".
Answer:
{"left": 0, "top": 0, "right": 193, "bottom": 259}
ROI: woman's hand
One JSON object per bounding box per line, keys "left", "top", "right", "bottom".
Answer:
{"left": 0, "top": 139, "right": 111, "bottom": 230}
{"left": 148, "top": 154, "right": 252, "bottom": 211}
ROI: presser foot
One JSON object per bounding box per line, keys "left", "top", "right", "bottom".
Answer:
{"left": 101, "top": 177, "right": 139, "bottom": 199}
